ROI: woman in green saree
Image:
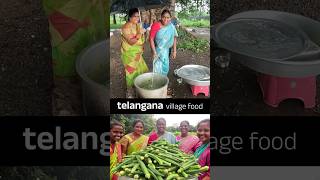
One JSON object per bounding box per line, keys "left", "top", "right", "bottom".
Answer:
{"left": 121, "top": 8, "right": 149, "bottom": 98}
{"left": 42, "top": 0, "right": 106, "bottom": 77}
{"left": 119, "top": 119, "right": 149, "bottom": 156}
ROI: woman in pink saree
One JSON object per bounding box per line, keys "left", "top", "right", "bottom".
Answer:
{"left": 176, "top": 120, "right": 200, "bottom": 154}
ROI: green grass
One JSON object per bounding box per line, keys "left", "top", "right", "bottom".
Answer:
{"left": 110, "top": 23, "right": 124, "bottom": 29}
{"left": 180, "top": 19, "right": 210, "bottom": 28}
{"left": 177, "top": 28, "right": 209, "bottom": 53}
{"left": 109, "top": 15, "right": 126, "bottom": 29}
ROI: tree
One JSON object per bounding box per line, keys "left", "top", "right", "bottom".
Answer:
{"left": 113, "top": 14, "right": 117, "bottom": 24}
{"left": 170, "top": 0, "right": 176, "bottom": 15}
{"left": 176, "top": 0, "right": 210, "bottom": 18}
{"left": 166, "top": 126, "right": 178, "bottom": 132}
{"left": 189, "top": 125, "right": 197, "bottom": 132}
{"left": 111, "top": 114, "right": 156, "bottom": 135}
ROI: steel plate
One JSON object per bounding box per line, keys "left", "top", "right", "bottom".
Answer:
{"left": 175, "top": 65, "right": 210, "bottom": 81}
{"left": 215, "top": 18, "right": 308, "bottom": 60}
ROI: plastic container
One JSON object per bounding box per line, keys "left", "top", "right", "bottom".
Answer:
{"left": 215, "top": 55, "right": 230, "bottom": 68}
{"left": 76, "top": 40, "right": 108, "bottom": 115}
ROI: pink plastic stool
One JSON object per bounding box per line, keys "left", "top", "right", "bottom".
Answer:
{"left": 257, "top": 74, "right": 316, "bottom": 108}
{"left": 191, "top": 85, "right": 210, "bottom": 96}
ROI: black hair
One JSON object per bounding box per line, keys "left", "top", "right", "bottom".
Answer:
{"left": 161, "top": 9, "right": 171, "bottom": 17}
{"left": 180, "top": 120, "right": 190, "bottom": 126}
{"left": 156, "top": 118, "right": 166, "bottom": 124}
{"left": 197, "top": 119, "right": 210, "bottom": 129}
{"left": 128, "top": 8, "right": 139, "bottom": 18}
{"left": 111, "top": 120, "right": 124, "bottom": 129}
{"left": 133, "top": 119, "right": 144, "bottom": 127}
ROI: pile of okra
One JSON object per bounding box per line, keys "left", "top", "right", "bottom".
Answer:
{"left": 111, "top": 139, "right": 209, "bottom": 180}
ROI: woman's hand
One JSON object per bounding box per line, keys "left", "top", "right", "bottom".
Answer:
{"left": 128, "top": 38, "right": 138, "bottom": 45}
{"left": 172, "top": 37, "right": 177, "bottom": 60}
{"left": 152, "top": 51, "right": 158, "bottom": 60}
{"left": 171, "top": 50, "right": 176, "bottom": 59}
{"left": 202, "top": 175, "right": 210, "bottom": 180}
{"left": 139, "top": 28, "right": 146, "bottom": 34}
{"left": 136, "top": 33, "right": 142, "bottom": 40}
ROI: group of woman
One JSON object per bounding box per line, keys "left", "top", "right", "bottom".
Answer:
{"left": 110, "top": 118, "right": 211, "bottom": 180}
{"left": 120, "top": 8, "right": 178, "bottom": 98}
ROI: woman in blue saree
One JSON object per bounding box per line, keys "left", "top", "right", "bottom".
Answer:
{"left": 149, "top": 9, "right": 178, "bottom": 76}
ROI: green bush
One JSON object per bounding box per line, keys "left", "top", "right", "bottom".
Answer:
{"left": 180, "top": 19, "right": 210, "bottom": 28}
{"left": 109, "top": 15, "right": 126, "bottom": 29}
{"left": 174, "top": 131, "right": 197, "bottom": 136}
{"left": 177, "top": 28, "right": 209, "bottom": 53}
{"left": 110, "top": 23, "right": 124, "bottom": 29}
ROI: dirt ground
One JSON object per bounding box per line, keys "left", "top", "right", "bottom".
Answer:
{"left": 52, "top": 77, "right": 83, "bottom": 116}
{"left": 0, "top": 0, "right": 83, "bottom": 115}
{"left": 0, "top": 0, "right": 53, "bottom": 115}
{"left": 212, "top": 50, "right": 320, "bottom": 116}
{"left": 110, "top": 29, "right": 210, "bottom": 98}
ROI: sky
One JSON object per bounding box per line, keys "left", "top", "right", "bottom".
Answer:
{"left": 153, "top": 114, "right": 210, "bottom": 127}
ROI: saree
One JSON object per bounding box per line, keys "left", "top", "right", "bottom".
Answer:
{"left": 153, "top": 23, "right": 178, "bottom": 76}
{"left": 110, "top": 142, "right": 122, "bottom": 180}
{"left": 42, "top": 0, "right": 106, "bottom": 76}
{"left": 121, "top": 133, "right": 149, "bottom": 155}
{"left": 194, "top": 143, "right": 211, "bottom": 180}
{"left": 176, "top": 135, "right": 200, "bottom": 154}
{"left": 148, "top": 131, "right": 158, "bottom": 145}
{"left": 121, "top": 23, "right": 149, "bottom": 87}
{"left": 148, "top": 131, "right": 177, "bottom": 144}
